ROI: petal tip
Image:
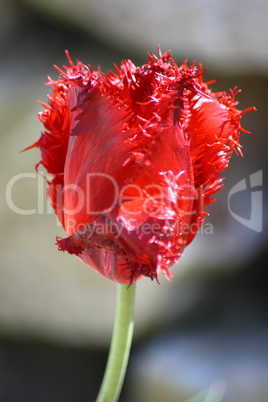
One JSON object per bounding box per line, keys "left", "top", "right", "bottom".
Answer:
{"left": 56, "top": 236, "right": 83, "bottom": 256}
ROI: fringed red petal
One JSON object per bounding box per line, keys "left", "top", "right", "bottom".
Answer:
{"left": 27, "top": 49, "right": 255, "bottom": 284}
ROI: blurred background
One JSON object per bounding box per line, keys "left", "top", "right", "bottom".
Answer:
{"left": 0, "top": 0, "right": 267, "bottom": 400}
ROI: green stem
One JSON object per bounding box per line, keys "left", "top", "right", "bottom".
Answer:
{"left": 96, "top": 283, "right": 136, "bottom": 402}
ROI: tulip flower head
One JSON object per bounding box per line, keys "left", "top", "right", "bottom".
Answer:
{"left": 27, "top": 48, "right": 254, "bottom": 284}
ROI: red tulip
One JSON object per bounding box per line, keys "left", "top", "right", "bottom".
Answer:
{"left": 27, "top": 49, "right": 254, "bottom": 284}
